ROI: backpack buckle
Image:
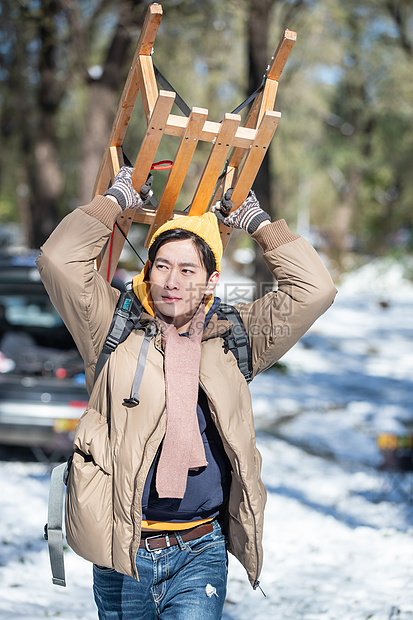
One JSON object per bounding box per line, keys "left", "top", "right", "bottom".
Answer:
{"left": 122, "top": 396, "right": 140, "bottom": 408}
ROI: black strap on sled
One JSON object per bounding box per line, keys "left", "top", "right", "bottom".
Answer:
{"left": 154, "top": 64, "right": 191, "bottom": 117}
{"left": 153, "top": 62, "right": 268, "bottom": 120}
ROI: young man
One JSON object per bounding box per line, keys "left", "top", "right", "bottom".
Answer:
{"left": 37, "top": 167, "right": 336, "bottom": 619}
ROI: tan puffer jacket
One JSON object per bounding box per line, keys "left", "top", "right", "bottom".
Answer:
{"left": 36, "top": 196, "right": 336, "bottom": 586}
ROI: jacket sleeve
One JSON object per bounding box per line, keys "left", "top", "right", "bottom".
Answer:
{"left": 36, "top": 196, "right": 123, "bottom": 391}
{"left": 235, "top": 219, "right": 337, "bottom": 379}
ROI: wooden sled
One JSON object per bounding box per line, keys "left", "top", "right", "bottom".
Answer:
{"left": 94, "top": 3, "right": 296, "bottom": 281}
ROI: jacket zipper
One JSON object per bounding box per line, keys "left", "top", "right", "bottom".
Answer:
{"left": 200, "top": 379, "right": 262, "bottom": 589}
{"left": 128, "top": 406, "right": 166, "bottom": 578}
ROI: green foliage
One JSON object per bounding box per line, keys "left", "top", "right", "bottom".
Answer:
{"left": 0, "top": 197, "right": 17, "bottom": 222}
{"left": 266, "top": 0, "right": 413, "bottom": 260}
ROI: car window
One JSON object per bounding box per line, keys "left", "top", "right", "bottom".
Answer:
{"left": 0, "top": 293, "right": 63, "bottom": 329}
{"left": 0, "top": 280, "right": 75, "bottom": 352}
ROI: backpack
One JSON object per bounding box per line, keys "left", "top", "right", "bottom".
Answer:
{"left": 45, "top": 288, "right": 252, "bottom": 586}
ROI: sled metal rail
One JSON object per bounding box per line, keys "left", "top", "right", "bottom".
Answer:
{"left": 93, "top": 3, "right": 296, "bottom": 281}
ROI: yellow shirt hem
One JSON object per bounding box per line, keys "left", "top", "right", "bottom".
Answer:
{"left": 141, "top": 517, "right": 214, "bottom": 532}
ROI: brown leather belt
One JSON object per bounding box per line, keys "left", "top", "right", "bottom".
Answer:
{"left": 139, "top": 522, "right": 214, "bottom": 552}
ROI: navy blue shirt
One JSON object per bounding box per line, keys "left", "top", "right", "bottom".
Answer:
{"left": 141, "top": 386, "right": 232, "bottom": 523}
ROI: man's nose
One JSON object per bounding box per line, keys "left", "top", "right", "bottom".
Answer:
{"left": 165, "top": 270, "right": 179, "bottom": 289}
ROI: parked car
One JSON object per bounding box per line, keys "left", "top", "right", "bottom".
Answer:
{"left": 0, "top": 253, "right": 122, "bottom": 459}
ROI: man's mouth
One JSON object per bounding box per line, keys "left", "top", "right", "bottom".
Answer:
{"left": 161, "top": 295, "right": 181, "bottom": 303}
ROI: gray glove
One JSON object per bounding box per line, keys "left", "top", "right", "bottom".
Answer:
{"left": 212, "top": 189, "right": 270, "bottom": 234}
{"left": 104, "top": 166, "right": 153, "bottom": 210}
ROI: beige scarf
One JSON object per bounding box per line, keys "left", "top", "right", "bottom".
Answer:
{"left": 155, "top": 302, "right": 208, "bottom": 499}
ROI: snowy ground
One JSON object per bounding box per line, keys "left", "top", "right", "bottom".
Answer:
{"left": 1, "top": 256, "right": 413, "bottom": 620}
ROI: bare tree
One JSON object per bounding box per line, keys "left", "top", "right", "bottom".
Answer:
{"left": 246, "top": 0, "right": 307, "bottom": 295}
{"left": 78, "top": 1, "right": 147, "bottom": 203}
{"left": 30, "top": 0, "right": 67, "bottom": 248}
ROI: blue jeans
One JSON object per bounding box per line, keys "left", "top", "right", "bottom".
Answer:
{"left": 93, "top": 519, "right": 228, "bottom": 619}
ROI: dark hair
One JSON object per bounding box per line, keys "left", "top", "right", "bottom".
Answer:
{"left": 148, "top": 229, "right": 217, "bottom": 277}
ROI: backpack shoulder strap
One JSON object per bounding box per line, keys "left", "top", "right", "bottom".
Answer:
{"left": 216, "top": 302, "right": 253, "bottom": 383}
{"left": 94, "top": 288, "right": 144, "bottom": 383}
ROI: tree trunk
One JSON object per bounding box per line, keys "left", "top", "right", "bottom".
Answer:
{"left": 246, "top": 0, "right": 275, "bottom": 298}
{"left": 329, "top": 168, "right": 362, "bottom": 260}
{"left": 79, "top": 2, "right": 146, "bottom": 204}
{"left": 27, "top": 0, "right": 64, "bottom": 249}
{"left": 79, "top": 79, "right": 125, "bottom": 204}
{"left": 327, "top": 11, "right": 377, "bottom": 265}
{"left": 30, "top": 118, "right": 63, "bottom": 248}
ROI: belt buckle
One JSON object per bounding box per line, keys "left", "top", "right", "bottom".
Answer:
{"left": 144, "top": 532, "right": 170, "bottom": 552}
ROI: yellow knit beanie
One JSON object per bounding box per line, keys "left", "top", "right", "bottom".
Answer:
{"left": 149, "top": 211, "right": 223, "bottom": 273}
{"left": 132, "top": 212, "right": 223, "bottom": 316}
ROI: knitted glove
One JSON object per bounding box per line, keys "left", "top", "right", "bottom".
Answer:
{"left": 212, "top": 189, "right": 271, "bottom": 234}
{"left": 104, "top": 167, "right": 153, "bottom": 210}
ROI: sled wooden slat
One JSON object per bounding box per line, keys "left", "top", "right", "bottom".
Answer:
{"left": 219, "top": 111, "right": 281, "bottom": 249}
{"left": 133, "top": 206, "right": 197, "bottom": 225}
{"left": 109, "top": 146, "right": 124, "bottom": 178}
{"left": 137, "top": 54, "right": 158, "bottom": 122}
{"left": 94, "top": 159, "right": 112, "bottom": 199}
{"left": 256, "top": 78, "right": 279, "bottom": 128}
{"left": 93, "top": 5, "right": 163, "bottom": 198}
{"left": 131, "top": 90, "right": 176, "bottom": 194}
{"left": 103, "top": 91, "right": 175, "bottom": 281}
{"left": 110, "top": 69, "right": 140, "bottom": 149}
{"left": 93, "top": 67, "right": 140, "bottom": 197}
{"left": 163, "top": 115, "right": 257, "bottom": 150}
{"left": 267, "top": 29, "right": 297, "bottom": 81}
{"left": 222, "top": 90, "right": 266, "bottom": 174}
{"left": 145, "top": 107, "right": 209, "bottom": 245}
{"left": 189, "top": 113, "right": 241, "bottom": 216}
{"left": 135, "top": 3, "right": 163, "bottom": 56}
{"left": 225, "top": 79, "right": 277, "bottom": 172}
{"left": 230, "top": 110, "right": 281, "bottom": 209}
{"left": 213, "top": 109, "right": 281, "bottom": 228}
{"left": 252, "top": 29, "right": 296, "bottom": 127}
{"left": 222, "top": 29, "right": 295, "bottom": 175}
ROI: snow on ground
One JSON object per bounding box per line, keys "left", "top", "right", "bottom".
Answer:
{"left": 1, "top": 256, "right": 413, "bottom": 619}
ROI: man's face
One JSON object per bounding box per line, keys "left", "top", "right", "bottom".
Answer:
{"left": 149, "top": 239, "right": 219, "bottom": 332}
